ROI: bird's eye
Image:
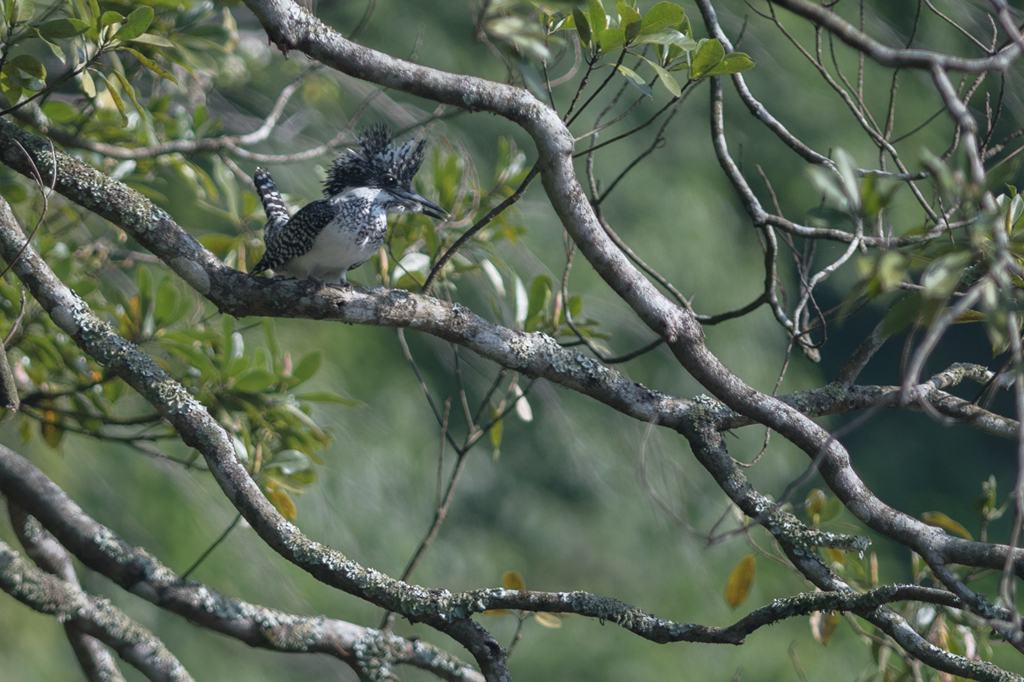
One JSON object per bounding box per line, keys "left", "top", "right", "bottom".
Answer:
{"left": 383, "top": 174, "right": 397, "bottom": 187}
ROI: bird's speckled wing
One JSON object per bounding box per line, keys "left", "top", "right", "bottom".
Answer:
{"left": 251, "top": 200, "right": 335, "bottom": 275}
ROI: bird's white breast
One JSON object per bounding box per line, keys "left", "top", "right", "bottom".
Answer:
{"left": 283, "top": 188, "right": 389, "bottom": 284}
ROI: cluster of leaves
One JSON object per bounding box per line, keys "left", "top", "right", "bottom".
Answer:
{"left": 817, "top": 147, "right": 1024, "bottom": 357}
{"left": 549, "top": 0, "right": 753, "bottom": 98}
{"left": 2, "top": 0, "right": 255, "bottom": 211}
{"left": 0, "top": 228, "right": 124, "bottom": 449}
{"left": 0, "top": 177, "right": 351, "bottom": 520}
{"left": 1, "top": 0, "right": 183, "bottom": 119}
{"left": 146, "top": 288, "right": 354, "bottom": 520}
{"left": 850, "top": 184, "right": 1024, "bottom": 357}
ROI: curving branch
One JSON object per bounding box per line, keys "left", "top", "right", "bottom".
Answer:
{"left": 0, "top": 445, "right": 483, "bottom": 682}
{"left": 768, "top": 0, "right": 1024, "bottom": 71}
{"left": 8, "top": 505, "right": 125, "bottom": 682}
{"left": 0, "top": 541, "right": 193, "bottom": 682}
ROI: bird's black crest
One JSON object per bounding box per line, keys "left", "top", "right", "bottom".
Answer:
{"left": 323, "top": 124, "right": 427, "bottom": 197}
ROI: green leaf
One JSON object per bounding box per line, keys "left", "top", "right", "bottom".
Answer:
{"left": 265, "top": 449, "right": 312, "bottom": 475}
{"left": 198, "top": 232, "right": 238, "bottom": 255}
{"left": 952, "top": 309, "right": 986, "bottom": 324}
{"left": 642, "top": 56, "right": 681, "bottom": 97}
{"left": 598, "top": 27, "right": 624, "bottom": 52}
{"left": 234, "top": 369, "right": 277, "bottom": 393}
{"left": 162, "top": 341, "right": 218, "bottom": 380}
{"left": 818, "top": 497, "right": 844, "bottom": 524}
{"left": 37, "top": 17, "right": 89, "bottom": 39}
{"left": 490, "top": 416, "right": 503, "bottom": 451}
{"left": 154, "top": 279, "right": 182, "bottom": 326}
{"left": 113, "top": 6, "right": 153, "bottom": 41}
{"left": 293, "top": 392, "right": 362, "bottom": 407}
{"left": 137, "top": 263, "right": 153, "bottom": 300}
{"left": 880, "top": 292, "right": 922, "bottom": 337}
{"left": 0, "top": 181, "right": 27, "bottom": 203}
{"left": 724, "top": 554, "right": 756, "bottom": 608}
{"left": 571, "top": 7, "right": 591, "bottom": 47}
{"left": 8, "top": 0, "right": 33, "bottom": 23}
{"left": 640, "top": 1, "right": 686, "bottom": 34}
{"left": 123, "top": 47, "right": 178, "bottom": 84}
{"left": 99, "top": 73, "right": 128, "bottom": 126}
{"left": 127, "top": 33, "right": 175, "bottom": 47}
{"left": 922, "top": 511, "right": 973, "bottom": 540}
{"left": 100, "top": 10, "right": 124, "bottom": 27}
{"left": 1010, "top": 193, "right": 1024, "bottom": 230}
{"left": 633, "top": 28, "right": 696, "bottom": 49}
{"left": 7, "top": 54, "right": 45, "bottom": 79}
{"left": 679, "top": 14, "right": 691, "bottom": 38}
{"left": 617, "top": 1, "right": 641, "bottom": 44}
{"left": 527, "top": 275, "right": 552, "bottom": 321}
{"left": 701, "top": 52, "right": 756, "bottom": 77}
{"left": 40, "top": 100, "right": 77, "bottom": 122}
{"left": 292, "top": 351, "right": 322, "bottom": 383}
{"left": 3, "top": 70, "right": 43, "bottom": 92}
{"left": 806, "top": 488, "right": 826, "bottom": 517}
{"left": 37, "top": 36, "right": 65, "bottom": 61}
{"left": 616, "top": 64, "right": 652, "bottom": 98}
{"left": 690, "top": 38, "right": 725, "bottom": 80}
{"left": 79, "top": 68, "right": 96, "bottom": 98}
{"left": 111, "top": 69, "right": 144, "bottom": 119}
{"left": 265, "top": 487, "right": 297, "bottom": 520}
{"left": 587, "top": 0, "right": 606, "bottom": 35}
{"left": 1, "top": 73, "right": 22, "bottom": 105}
{"left": 567, "top": 295, "right": 583, "bottom": 318}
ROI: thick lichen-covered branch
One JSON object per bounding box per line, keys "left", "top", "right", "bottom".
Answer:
{"left": 0, "top": 443, "right": 482, "bottom": 682}
{"left": 9, "top": 505, "right": 125, "bottom": 682}
{"left": 0, "top": 541, "right": 193, "bottom": 682}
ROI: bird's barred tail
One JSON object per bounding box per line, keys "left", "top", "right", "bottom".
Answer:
{"left": 254, "top": 167, "right": 290, "bottom": 242}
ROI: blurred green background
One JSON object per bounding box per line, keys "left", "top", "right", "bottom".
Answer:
{"left": 2, "top": 1, "right": 1022, "bottom": 680}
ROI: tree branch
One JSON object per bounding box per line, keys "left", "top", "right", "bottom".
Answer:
{"left": 0, "top": 443, "right": 484, "bottom": 682}
{"left": 0, "top": 541, "right": 193, "bottom": 682}
{"left": 9, "top": 504, "right": 125, "bottom": 682}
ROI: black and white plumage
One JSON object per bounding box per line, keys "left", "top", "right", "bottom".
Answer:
{"left": 253, "top": 167, "right": 290, "bottom": 243}
{"left": 250, "top": 125, "right": 447, "bottom": 285}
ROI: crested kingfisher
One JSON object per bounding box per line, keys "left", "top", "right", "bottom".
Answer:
{"left": 250, "top": 125, "right": 448, "bottom": 285}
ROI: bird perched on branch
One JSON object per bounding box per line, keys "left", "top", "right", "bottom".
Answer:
{"left": 250, "top": 125, "right": 447, "bottom": 285}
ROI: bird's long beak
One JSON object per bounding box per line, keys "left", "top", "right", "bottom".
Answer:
{"left": 393, "top": 188, "right": 449, "bottom": 220}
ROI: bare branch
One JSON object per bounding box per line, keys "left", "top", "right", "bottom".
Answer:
{"left": 0, "top": 444, "right": 484, "bottom": 682}
{"left": 9, "top": 505, "right": 125, "bottom": 682}
{"left": 0, "top": 540, "right": 193, "bottom": 682}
